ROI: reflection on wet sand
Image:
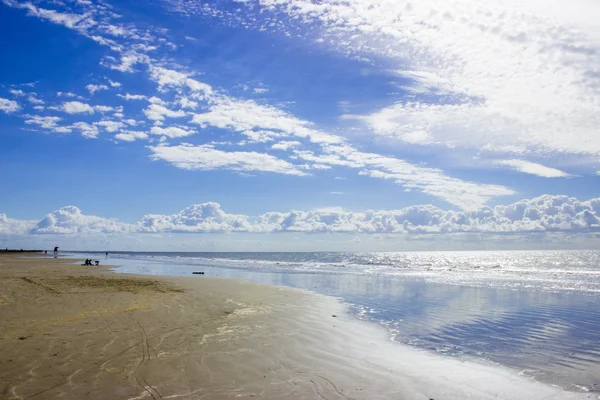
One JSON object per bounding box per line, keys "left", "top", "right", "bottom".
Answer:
{"left": 113, "top": 257, "right": 600, "bottom": 392}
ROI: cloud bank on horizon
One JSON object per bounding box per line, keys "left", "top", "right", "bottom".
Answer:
{"left": 2, "top": 195, "right": 599, "bottom": 237}
{"left": 1, "top": 0, "right": 599, "bottom": 249}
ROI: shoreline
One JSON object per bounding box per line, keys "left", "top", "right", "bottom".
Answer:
{"left": 0, "top": 254, "right": 594, "bottom": 399}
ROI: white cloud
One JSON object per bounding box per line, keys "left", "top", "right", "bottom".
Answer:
{"left": 8, "top": 1, "right": 95, "bottom": 31}
{"left": 149, "top": 66, "right": 213, "bottom": 96}
{"left": 30, "top": 206, "right": 131, "bottom": 234}
{"left": 27, "top": 95, "right": 44, "bottom": 105}
{"left": 496, "top": 160, "right": 573, "bottom": 178}
{"left": 0, "top": 97, "right": 20, "bottom": 113}
{"left": 271, "top": 141, "right": 301, "bottom": 151}
{"left": 118, "top": 93, "right": 147, "bottom": 101}
{"left": 86, "top": 84, "right": 109, "bottom": 95}
{"left": 57, "top": 92, "right": 77, "bottom": 98}
{"left": 62, "top": 101, "right": 94, "bottom": 114}
{"left": 95, "top": 120, "right": 125, "bottom": 133}
{"left": 108, "top": 79, "right": 121, "bottom": 87}
{"left": 101, "top": 24, "right": 135, "bottom": 37}
{"left": 104, "top": 51, "right": 148, "bottom": 73}
{"left": 150, "top": 126, "right": 196, "bottom": 138}
{"left": 0, "top": 213, "right": 36, "bottom": 235}
{"left": 253, "top": 195, "right": 600, "bottom": 233}
{"left": 124, "top": 119, "right": 141, "bottom": 126}
{"left": 190, "top": 98, "right": 342, "bottom": 145}
{"left": 294, "top": 144, "right": 514, "bottom": 210}
{"left": 115, "top": 130, "right": 148, "bottom": 142}
{"left": 201, "top": 0, "right": 600, "bottom": 161}
{"left": 9, "top": 89, "right": 25, "bottom": 97}
{"left": 143, "top": 103, "right": 186, "bottom": 121}
{"left": 94, "top": 105, "right": 114, "bottom": 113}
{"left": 148, "top": 143, "right": 308, "bottom": 176}
{"left": 24, "top": 115, "right": 63, "bottom": 130}
{"left": 71, "top": 122, "right": 99, "bottom": 138}
{"left": 3, "top": 195, "right": 600, "bottom": 236}
{"left": 179, "top": 96, "right": 198, "bottom": 109}
{"left": 253, "top": 88, "right": 268, "bottom": 94}
{"left": 138, "top": 202, "right": 251, "bottom": 233}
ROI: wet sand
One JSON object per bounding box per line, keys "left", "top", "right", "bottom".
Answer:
{"left": 0, "top": 254, "right": 594, "bottom": 400}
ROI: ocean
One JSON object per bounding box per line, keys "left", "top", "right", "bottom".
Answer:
{"left": 68, "top": 250, "right": 600, "bottom": 393}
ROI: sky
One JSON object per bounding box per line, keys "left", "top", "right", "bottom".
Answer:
{"left": 1, "top": 0, "right": 600, "bottom": 251}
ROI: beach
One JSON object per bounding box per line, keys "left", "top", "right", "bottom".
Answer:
{"left": 0, "top": 254, "right": 595, "bottom": 400}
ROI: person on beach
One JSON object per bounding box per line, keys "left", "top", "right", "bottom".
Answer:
{"left": 53, "top": 246, "right": 59, "bottom": 258}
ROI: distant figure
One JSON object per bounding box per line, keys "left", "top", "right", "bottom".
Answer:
{"left": 105, "top": 251, "right": 109, "bottom": 258}
{"left": 95, "top": 260, "right": 99, "bottom": 266}
{"left": 53, "top": 246, "right": 59, "bottom": 258}
{"left": 44, "top": 250, "right": 47, "bottom": 255}
{"left": 20, "top": 249, "right": 23, "bottom": 252}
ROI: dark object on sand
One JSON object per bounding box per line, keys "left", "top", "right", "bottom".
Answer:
{"left": 192, "top": 272, "right": 205, "bottom": 275}
{"left": 95, "top": 260, "right": 99, "bottom": 266}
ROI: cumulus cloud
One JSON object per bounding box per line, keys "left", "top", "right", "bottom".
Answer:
{"left": 94, "top": 105, "right": 114, "bottom": 113}
{"left": 86, "top": 84, "right": 109, "bottom": 95}
{"left": 62, "top": 101, "right": 95, "bottom": 114}
{"left": 24, "top": 115, "right": 64, "bottom": 130}
{"left": 138, "top": 203, "right": 251, "bottom": 233}
{"left": 30, "top": 206, "right": 131, "bottom": 234}
{"left": 144, "top": 195, "right": 600, "bottom": 234}
{"left": 143, "top": 103, "right": 186, "bottom": 121}
{"left": 150, "top": 126, "right": 196, "bottom": 138}
{"left": 4, "top": 195, "right": 599, "bottom": 236}
{"left": 148, "top": 143, "right": 308, "bottom": 176}
{"left": 118, "top": 93, "right": 147, "bottom": 101}
{"left": 95, "top": 120, "right": 125, "bottom": 133}
{"left": 71, "top": 122, "right": 99, "bottom": 138}
{"left": 149, "top": 66, "right": 213, "bottom": 96}
{"left": 496, "top": 160, "right": 573, "bottom": 178}
{"left": 0, "top": 213, "right": 36, "bottom": 235}
{"left": 103, "top": 51, "right": 149, "bottom": 73}
{"left": 272, "top": 141, "right": 301, "bottom": 151}
{"left": 0, "top": 97, "right": 20, "bottom": 113}
{"left": 115, "top": 130, "right": 148, "bottom": 142}
{"left": 27, "top": 94, "right": 44, "bottom": 105}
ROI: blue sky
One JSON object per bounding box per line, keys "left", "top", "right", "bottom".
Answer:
{"left": 1, "top": 0, "right": 600, "bottom": 251}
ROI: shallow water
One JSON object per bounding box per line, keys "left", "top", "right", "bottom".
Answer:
{"left": 71, "top": 250, "right": 600, "bottom": 392}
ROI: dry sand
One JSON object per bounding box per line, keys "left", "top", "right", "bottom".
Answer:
{"left": 0, "top": 254, "right": 595, "bottom": 400}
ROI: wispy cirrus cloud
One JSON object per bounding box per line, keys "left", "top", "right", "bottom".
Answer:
{"left": 1, "top": 0, "right": 549, "bottom": 211}
{"left": 148, "top": 143, "right": 308, "bottom": 176}
{"left": 172, "top": 0, "right": 600, "bottom": 167}
{"left": 496, "top": 160, "right": 573, "bottom": 178}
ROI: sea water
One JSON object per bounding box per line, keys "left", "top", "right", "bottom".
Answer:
{"left": 69, "top": 250, "right": 600, "bottom": 392}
